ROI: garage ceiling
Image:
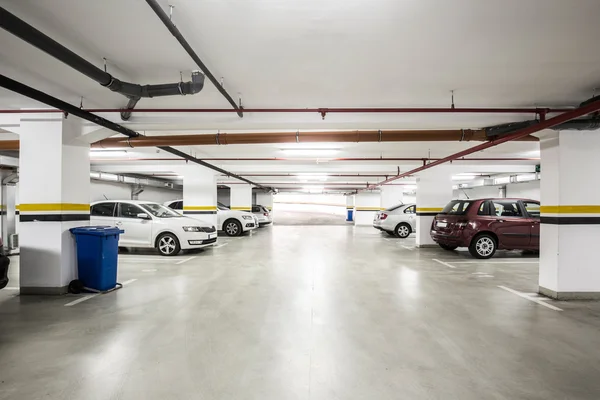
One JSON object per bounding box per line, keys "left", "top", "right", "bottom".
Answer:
{"left": 1, "top": 0, "right": 594, "bottom": 190}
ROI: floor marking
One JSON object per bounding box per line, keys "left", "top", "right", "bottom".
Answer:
{"left": 401, "top": 245, "right": 415, "bottom": 251}
{"left": 142, "top": 269, "right": 158, "bottom": 272}
{"left": 450, "top": 261, "right": 539, "bottom": 264}
{"left": 432, "top": 259, "right": 456, "bottom": 269}
{"left": 3, "top": 287, "right": 19, "bottom": 290}
{"left": 119, "top": 257, "right": 172, "bottom": 262}
{"left": 65, "top": 279, "right": 137, "bottom": 307}
{"left": 478, "top": 275, "right": 495, "bottom": 278}
{"left": 176, "top": 256, "right": 196, "bottom": 265}
{"left": 497, "top": 285, "right": 563, "bottom": 311}
{"left": 212, "top": 243, "right": 229, "bottom": 249}
{"left": 472, "top": 272, "right": 488, "bottom": 275}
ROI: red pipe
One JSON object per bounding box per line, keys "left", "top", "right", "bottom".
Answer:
{"left": 0, "top": 107, "right": 572, "bottom": 115}
{"left": 90, "top": 156, "right": 539, "bottom": 162}
{"left": 368, "top": 100, "right": 600, "bottom": 189}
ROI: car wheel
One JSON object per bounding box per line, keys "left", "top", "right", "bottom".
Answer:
{"left": 439, "top": 243, "right": 458, "bottom": 251}
{"left": 395, "top": 223, "right": 412, "bottom": 239}
{"left": 157, "top": 233, "right": 181, "bottom": 256}
{"left": 469, "top": 234, "right": 497, "bottom": 259}
{"left": 224, "top": 219, "right": 243, "bottom": 237}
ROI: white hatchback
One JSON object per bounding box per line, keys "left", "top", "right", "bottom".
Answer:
{"left": 373, "top": 204, "right": 417, "bottom": 238}
{"left": 90, "top": 200, "right": 217, "bottom": 256}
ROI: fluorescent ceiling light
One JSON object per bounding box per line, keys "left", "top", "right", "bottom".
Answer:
{"left": 295, "top": 173, "right": 328, "bottom": 181}
{"left": 281, "top": 148, "right": 340, "bottom": 156}
{"left": 90, "top": 149, "right": 128, "bottom": 157}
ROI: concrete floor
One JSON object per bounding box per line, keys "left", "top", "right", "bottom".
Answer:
{"left": 2, "top": 226, "right": 600, "bottom": 399}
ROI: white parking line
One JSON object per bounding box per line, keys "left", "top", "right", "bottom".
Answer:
{"left": 176, "top": 256, "right": 196, "bottom": 265}
{"left": 3, "top": 287, "right": 19, "bottom": 290}
{"left": 65, "top": 279, "right": 137, "bottom": 307}
{"left": 497, "top": 285, "right": 563, "bottom": 311}
{"left": 432, "top": 259, "right": 456, "bottom": 269}
{"left": 450, "top": 261, "right": 539, "bottom": 264}
{"left": 401, "top": 245, "right": 415, "bottom": 251}
{"left": 213, "top": 243, "right": 229, "bottom": 249}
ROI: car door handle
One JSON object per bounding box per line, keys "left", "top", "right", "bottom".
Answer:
{"left": 115, "top": 221, "right": 123, "bottom": 225}
{"left": 496, "top": 219, "right": 505, "bottom": 223}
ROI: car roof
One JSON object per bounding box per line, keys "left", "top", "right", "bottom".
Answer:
{"left": 469, "top": 198, "right": 539, "bottom": 202}
{"left": 91, "top": 200, "right": 164, "bottom": 205}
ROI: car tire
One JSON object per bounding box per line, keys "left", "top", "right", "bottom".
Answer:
{"left": 156, "top": 233, "right": 181, "bottom": 256}
{"left": 439, "top": 243, "right": 458, "bottom": 251}
{"left": 469, "top": 234, "right": 497, "bottom": 259}
{"left": 395, "top": 223, "right": 412, "bottom": 239}
{"left": 224, "top": 219, "right": 243, "bottom": 237}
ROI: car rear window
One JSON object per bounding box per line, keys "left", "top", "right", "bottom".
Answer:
{"left": 440, "top": 200, "right": 473, "bottom": 215}
{"left": 385, "top": 204, "right": 403, "bottom": 212}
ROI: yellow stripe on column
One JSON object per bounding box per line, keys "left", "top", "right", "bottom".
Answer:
{"left": 416, "top": 207, "right": 444, "bottom": 212}
{"left": 19, "top": 203, "right": 90, "bottom": 212}
{"left": 355, "top": 207, "right": 383, "bottom": 211}
{"left": 231, "top": 206, "right": 251, "bottom": 211}
{"left": 183, "top": 205, "right": 217, "bottom": 211}
{"left": 540, "top": 205, "right": 600, "bottom": 214}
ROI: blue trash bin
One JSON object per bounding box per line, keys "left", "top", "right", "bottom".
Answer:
{"left": 70, "top": 226, "right": 124, "bottom": 291}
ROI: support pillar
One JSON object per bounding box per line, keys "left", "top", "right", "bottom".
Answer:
{"left": 180, "top": 165, "right": 217, "bottom": 227}
{"left": 354, "top": 192, "right": 381, "bottom": 226}
{"left": 539, "top": 130, "right": 600, "bottom": 299}
{"left": 380, "top": 185, "right": 405, "bottom": 209}
{"left": 19, "top": 114, "right": 90, "bottom": 294}
{"left": 346, "top": 195, "right": 354, "bottom": 222}
{"left": 229, "top": 184, "right": 252, "bottom": 212}
{"left": 255, "top": 190, "right": 273, "bottom": 212}
{"left": 415, "top": 168, "right": 453, "bottom": 247}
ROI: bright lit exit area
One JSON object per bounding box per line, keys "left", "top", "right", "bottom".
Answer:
{"left": 2, "top": 1, "right": 600, "bottom": 399}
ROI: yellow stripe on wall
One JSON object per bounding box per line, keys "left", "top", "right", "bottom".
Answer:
{"left": 416, "top": 207, "right": 444, "bottom": 212}
{"left": 540, "top": 205, "right": 600, "bottom": 214}
{"left": 355, "top": 207, "right": 384, "bottom": 211}
{"left": 231, "top": 206, "right": 252, "bottom": 211}
{"left": 183, "top": 205, "right": 217, "bottom": 211}
{"left": 19, "top": 203, "right": 89, "bottom": 212}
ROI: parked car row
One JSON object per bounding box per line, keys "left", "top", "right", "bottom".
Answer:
{"left": 89, "top": 200, "right": 272, "bottom": 256}
{"left": 374, "top": 198, "right": 541, "bottom": 259}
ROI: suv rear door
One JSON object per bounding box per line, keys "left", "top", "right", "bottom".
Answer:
{"left": 521, "top": 200, "right": 541, "bottom": 247}
{"left": 489, "top": 199, "right": 532, "bottom": 249}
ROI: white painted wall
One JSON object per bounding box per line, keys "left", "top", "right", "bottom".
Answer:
{"left": 273, "top": 193, "right": 347, "bottom": 216}
{"left": 90, "top": 181, "right": 182, "bottom": 204}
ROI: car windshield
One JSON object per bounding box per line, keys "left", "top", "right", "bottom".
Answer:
{"left": 217, "top": 202, "right": 230, "bottom": 211}
{"left": 440, "top": 200, "right": 473, "bottom": 215}
{"left": 139, "top": 203, "right": 181, "bottom": 218}
{"left": 385, "top": 204, "right": 404, "bottom": 212}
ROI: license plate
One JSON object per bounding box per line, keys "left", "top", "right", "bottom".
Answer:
{"left": 437, "top": 221, "right": 447, "bottom": 228}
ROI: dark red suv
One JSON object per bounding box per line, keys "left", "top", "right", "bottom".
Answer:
{"left": 430, "top": 198, "right": 540, "bottom": 259}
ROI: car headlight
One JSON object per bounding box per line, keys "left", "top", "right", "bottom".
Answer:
{"left": 183, "top": 226, "right": 202, "bottom": 232}
{"left": 242, "top": 215, "right": 253, "bottom": 220}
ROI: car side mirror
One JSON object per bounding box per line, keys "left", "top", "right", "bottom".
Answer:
{"left": 137, "top": 213, "right": 150, "bottom": 219}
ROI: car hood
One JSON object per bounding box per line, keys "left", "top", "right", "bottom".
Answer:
{"left": 168, "top": 215, "right": 212, "bottom": 228}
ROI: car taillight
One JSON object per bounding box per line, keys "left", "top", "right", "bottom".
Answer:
{"left": 263, "top": 213, "right": 268, "bottom": 216}
{"left": 380, "top": 213, "right": 388, "bottom": 220}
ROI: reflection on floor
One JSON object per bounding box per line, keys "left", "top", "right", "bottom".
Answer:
{"left": 2, "top": 226, "right": 600, "bottom": 399}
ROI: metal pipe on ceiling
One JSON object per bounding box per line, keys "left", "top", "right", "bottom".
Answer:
{"left": 0, "top": 107, "right": 573, "bottom": 115}
{"left": 368, "top": 98, "right": 600, "bottom": 189}
{"left": 0, "top": 6, "right": 206, "bottom": 121}
{"left": 89, "top": 129, "right": 537, "bottom": 149}
{"left": 144, "top": 0, "right": 243, "bottom": 118}
{"left": 86, "top": 156, "right": 539, "bottom": 162}
{"left": 0, "top": 74, "right": 270, "bottom": 190}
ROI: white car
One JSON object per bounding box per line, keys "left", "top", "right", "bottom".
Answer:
{"left": 373, "top": 204, "right": 417, "bottom": 238}
{"left": 252, "top": 205, "right": 273, "bottom": 226}
{"left": 165, "top": 200, "right": 258, "bottom": 237}
{"left": 90, "top": 200, "right": 217, "bottom": 256}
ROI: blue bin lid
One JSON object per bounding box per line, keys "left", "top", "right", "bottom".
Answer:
{"left": 70, "top": 226, "right": 124, "bottom": 236}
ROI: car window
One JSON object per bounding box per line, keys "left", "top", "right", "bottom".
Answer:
{"left": 118, "top": 203, "right": 147, "bottom": 219}
{"left": 168, "top": 201, "right": 182, "bottom": 210}
{"left": 217, "top": 202, "right": 230, "bottom": 211}
{"left": 261, "top": 206, "right": 269, "bottom": 213}
{"left": 522, "top": 201, "right": 540, "bottom": 218}
{"left": 91, "top": 202, "right": 116, "bottom": 217}
{"left": 140, "top": 203, "right": 181, "bottom": 218}
{"left": 441, "top": 200, "right": 472, "bottom": 215}
{"left": 252, "top": 206, "right": 261, "bottom": 213}
{"left": 403, "top": 205, "right": 416, "bottom": 214}
{"left": 491, "top": 200, "right": 523, "bottom": 217}
{"left": 477, "top": 201, "right": 492, "bottom": 216}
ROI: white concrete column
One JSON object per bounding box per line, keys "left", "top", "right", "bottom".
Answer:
{"left": 539, "top": 130, "right": 600, "bottom": 299}
{"left": 229, "top": 184, "right": 252, "bottom": 212}
{"left": 380, "top": 185, "right": 404, "bottom": 209}
{"left": 181, "top": 165, "right": 217, "bottom": 227}
{"left": 19, "top": 114, "right": 90, "bottom": 294}
{"left": 354, "top": 192, "right": 381, "bottom": 226}
{"left": 346, "top": 194, "right": 354, "bottom": 222}
{"left": 415, "top": 168, "right": 453, "bottom": 247}
{"left": 255, "top": 191, "right": 273, "bottom": 212}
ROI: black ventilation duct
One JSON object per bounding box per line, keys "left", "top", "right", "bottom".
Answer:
{"left": 0, "top": 6, "right": 205, "bottom": 120}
